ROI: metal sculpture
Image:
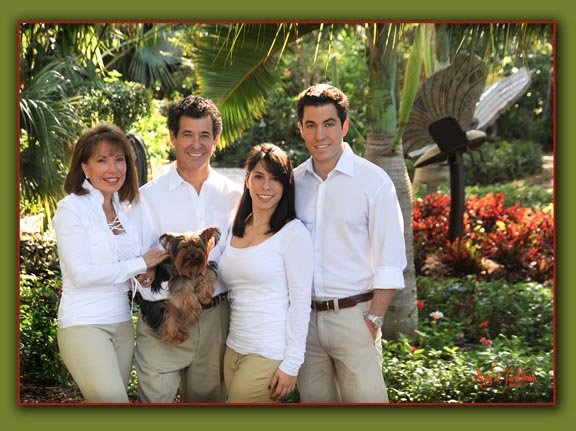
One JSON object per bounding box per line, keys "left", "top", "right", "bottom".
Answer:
{"left": 403, "top": 54, "right": 531, "bottom": 241}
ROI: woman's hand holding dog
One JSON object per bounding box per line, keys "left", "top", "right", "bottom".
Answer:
{"left": 139, "top": 249, "right": 169, "bottom": 287}
{"left": 143, "top": 248, "right": 169, "bottom": 269}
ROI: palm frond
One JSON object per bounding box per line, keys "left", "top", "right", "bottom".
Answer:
{"left": 19, "top": 60, "right": 84, "bottom": 219}
{"left": 195, "top": 23, "right": 320, "bottom": 147}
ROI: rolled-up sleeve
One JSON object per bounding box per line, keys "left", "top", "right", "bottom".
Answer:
{"left": 369, "top": 181, "right": 406, "bottom": 290}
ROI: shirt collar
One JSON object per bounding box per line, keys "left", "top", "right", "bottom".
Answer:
{"left": 83, "top": 179, "right": 121, "bottom": 209}
{"left": 167, "top": 164, "right": 225, "bottom": 192}
{"left": 304, "top": 142, "right": 355, "bottom": 178}
{"left": 168, "top": 164, "right": 186, "bottom": 191}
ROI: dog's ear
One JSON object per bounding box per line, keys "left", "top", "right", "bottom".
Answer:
{"left": 200, "top": 227, "right": 221, "bottom": 253}
{"left": 159, "top": 233, "right": 176, "bottom": 250}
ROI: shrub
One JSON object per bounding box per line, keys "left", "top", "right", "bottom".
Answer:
{"left": 384, "top": 273, "right": 554, "bottom": 403}
{"left": 382, "top": 335, "right": 554, "bottom": 403}
{"left": 415, "top": 277, "right": 553, "bottom": 352}
{"left": 466, "top": 182, "right": 553, "bottom": 209}
{"left": 413, "top": 192, "right": 554, "bottom": 284}
{"left": 77, "top": 73, "right": 152, "bottom": 131}
{"left": 19, "top": 232, "right": 69, "bottom": 385}
{"left": 464, "top": 140, "right": 543, "bottom": 186}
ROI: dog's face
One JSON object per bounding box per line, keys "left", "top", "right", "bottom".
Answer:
{"left": 159, "top": 227, "right": 221, "bottom": 279}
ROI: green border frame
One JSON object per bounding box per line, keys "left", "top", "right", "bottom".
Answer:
{"left": 5, "top": 2, "right": 569, "bottom": 429}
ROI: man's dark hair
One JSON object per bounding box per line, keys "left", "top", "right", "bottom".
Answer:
{"left": 168, "top": 95, "right": 222, "bottom": 138}
{"left": 296, "top": 84, "right": 349, "bottom": 127}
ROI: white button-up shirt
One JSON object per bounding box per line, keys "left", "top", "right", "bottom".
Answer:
{"left": 294, "top": 143, "right": 406, "bottom": 300}
{"left": 135, "top": 165, "right": 242, "bottom": 300}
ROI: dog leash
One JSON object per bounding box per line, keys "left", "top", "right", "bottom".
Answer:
{"left": 129, "top": 277, "right": 143, "bottom": 314}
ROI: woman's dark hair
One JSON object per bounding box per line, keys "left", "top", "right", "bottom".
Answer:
{"left": 64, "top": 123, "right": 139, "bottom": 203}
{"left": 232, "top": 143, "right": 296, "bottom": 237}
{"left": 296, "top": 84, "right": 349, "bottom": 127}
{"left": 167, "top": 95, "right": 222, "bottom": 138}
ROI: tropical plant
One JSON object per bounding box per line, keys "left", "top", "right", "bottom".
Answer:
{"left": 19, "top": 23, "right": 185, "bottom": 225}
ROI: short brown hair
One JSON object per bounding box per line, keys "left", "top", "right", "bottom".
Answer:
{"left": 296, "top": 84, "right": 349, "bottom": 127}
{"left": 64, "top": 123, "right": 139, "bottom": 203}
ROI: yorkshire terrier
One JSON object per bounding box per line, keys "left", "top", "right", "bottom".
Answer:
{"left": 139, "top": 226, "right": 221, "bottom": 345}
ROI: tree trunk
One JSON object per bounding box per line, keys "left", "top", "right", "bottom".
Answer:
{"left": 364, "top": 24, "right": 417, "bottom": 340}
{"left": 364, "top": 135, "right": 418, "bottom": 340}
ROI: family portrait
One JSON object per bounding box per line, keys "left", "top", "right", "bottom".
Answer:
{"left": 18, "top": 21, "right": 555, "bottom": 406}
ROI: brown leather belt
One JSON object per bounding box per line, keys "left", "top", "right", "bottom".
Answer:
{"left": 202, "top": 292, "right": 229, "bottom": 310}
{"left": 311, "top": 291, "right": 374, "bottom": 312}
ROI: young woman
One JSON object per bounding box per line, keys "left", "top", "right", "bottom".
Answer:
{"left": 219, "top": 143, "right": 313, "bottom": 403}
{"left": 53, "top": 124, "right": 167, "bottom": 402}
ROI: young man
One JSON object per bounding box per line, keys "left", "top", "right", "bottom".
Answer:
{"left": 133, "top": 95, "right": 242, "bottom": 402}
{"left": 293, "top": 84, "right": 406, "bottom": 402}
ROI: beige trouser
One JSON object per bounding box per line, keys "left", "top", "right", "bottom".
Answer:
{"left": 57, "top": 321, "right": 134, "bottom": 403}
{"left": 223, "top": 346, "right": 282, "bottom": 403}
{"left": 297, "top": 300, "right": 389, "bottom": 403}
{"left": 134, "top": 300, "right": 229, "bottom": 403}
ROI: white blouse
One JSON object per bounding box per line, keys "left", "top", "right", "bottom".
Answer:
{"left": 53, "top": 180, "right": 147, "bottom": 328}
{"left": 219, "top": 219, "right": 313, "bottom": 376}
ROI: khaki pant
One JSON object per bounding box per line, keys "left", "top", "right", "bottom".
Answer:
{"left": 57, "top": 321, "right": 134, "bottom": 403}
{"left": 134, "top": 300, "right": 229, "bottom": 403}
{"left": 297, "top": 301, "right": 389, "bottom": 403}
{"left": 223, "top": 347, "right": 282, "bottom": 403}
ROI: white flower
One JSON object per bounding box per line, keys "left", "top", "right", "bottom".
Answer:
{"left": 430, "top": 311, "right": 444, "bottom": 320}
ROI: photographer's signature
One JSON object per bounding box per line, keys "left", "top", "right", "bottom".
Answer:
{"left": 473, "top": 367, "right": 537, "bottom": 394}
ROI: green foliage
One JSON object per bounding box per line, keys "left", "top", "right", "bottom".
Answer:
{"left": 416, "top": 277, "right": 553, "bottom": 352}
{"left": 465, "top": 140, "right": 543, "bottom": 186}
{"left": 466, "top": 182, "right": 553, "bottom": 209}
{"left": 130, "top": 99, "right": 172, "bottom": 161}
{"left": 384, "top": 276, "right": 554, "bottom": 403}
{"left": 77, "top": 72, "right": 153, "bottom": 131}
{"left": 19, "top": 233, "right": 70, "bottom": 386}
{"left": 19, "top": 233, "right": 554, "bottom": 403}
{"left": 213, "top": 76, "right": 308, "bottom": 168}
{"left": 383, "top": 335, "right": 554, "bottom": 403}
{"left": 494, "top": 39, "right": 554, "bottom": 151}
{"left": 212, "top": 24, "right": 370, "bottom": 167}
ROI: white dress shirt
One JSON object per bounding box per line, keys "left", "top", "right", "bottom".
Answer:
{"left": 53, "top": 180, "right": 147, "bottom": 328}
{"left": 219, "top": 219, "right": 313, "bottom": 376}
{"left": 134, "top": 164, "right": 242, "bottom": 300}
{"left": 294, "top": 143, "right": 406, "bottom": 300}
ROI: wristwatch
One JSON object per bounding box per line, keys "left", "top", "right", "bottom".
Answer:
{"left": 366, "top": 313, "right": 384, "bottom": 329}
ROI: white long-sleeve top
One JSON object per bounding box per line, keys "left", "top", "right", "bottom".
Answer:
{"left": 219, "top": 219, "right": 313, "bottom": 376}
{"left": 53, "top": 180, "right": 147, "bottom": 328}
{"left": 294, "top": 143, "right": 406, "bottom": 300}
{"left": 133, "top": 165, "right": 242, "bottom": 301}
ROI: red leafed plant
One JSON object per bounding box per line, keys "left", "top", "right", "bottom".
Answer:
{"left": 413, "top": 192, "right": 554, "bottom": 284}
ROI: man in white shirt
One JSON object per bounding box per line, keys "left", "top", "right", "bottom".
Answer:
{"left": 133, "top": 96, "right": 242, "bottom": 402}
{"left": 294, "top": 84, "right": 406, "bottom": 402}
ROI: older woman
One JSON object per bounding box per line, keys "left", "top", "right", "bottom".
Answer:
{"left": 53, "top": 124, "right": 167, "bottom": 402}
